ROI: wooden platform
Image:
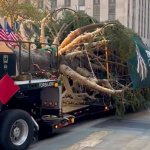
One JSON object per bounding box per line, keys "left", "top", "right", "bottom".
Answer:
{"left": 62, "top": 104, "right": 89, "bottom": 113}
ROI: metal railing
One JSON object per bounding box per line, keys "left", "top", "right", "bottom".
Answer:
{"left": 0, "top": 39, "right": 59, "bottom": 80}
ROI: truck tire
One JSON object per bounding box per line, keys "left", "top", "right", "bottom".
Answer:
{"left": 0, "top": 109, "right": 34, "bottom": 150}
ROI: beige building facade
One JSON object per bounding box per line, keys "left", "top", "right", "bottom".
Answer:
{"left": 42, "top": 0, "right": 150, "bottom": 48}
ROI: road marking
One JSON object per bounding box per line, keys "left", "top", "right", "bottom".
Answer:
{"left": 61, "top": 130, "right": 111, "bottom": 150}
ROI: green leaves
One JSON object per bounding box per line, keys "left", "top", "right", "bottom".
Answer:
{"left": 56, "top": 10, "right": 97, "bottom": 38}
{"left": 0, "top": 0, "right": 18, "bottom": 16}
{"left": 100, "top": 21, "right": 136, "bottom": 60}
{"left": 17, "top": 3, "right": 47, "bottom": 22}
{"left": 0, "top": 1, "right": 47, "bottom": 24}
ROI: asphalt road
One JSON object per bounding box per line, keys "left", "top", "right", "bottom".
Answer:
{"left": 30, "top": 110, "right": 150, "bottom": 150}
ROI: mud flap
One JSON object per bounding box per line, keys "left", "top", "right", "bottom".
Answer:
{"left": 0, "top": 74, "right": 20, "bottom": 105}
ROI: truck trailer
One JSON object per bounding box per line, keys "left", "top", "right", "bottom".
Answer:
{"left": 0, "top": 40, "right": 111, "bottom": 150}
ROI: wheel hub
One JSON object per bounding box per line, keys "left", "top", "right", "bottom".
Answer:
{"left": 10, "top": 119, "right": 29, "bottom": 146}
{"left": 13, "top": 127, "right": 21, "bottom": 138}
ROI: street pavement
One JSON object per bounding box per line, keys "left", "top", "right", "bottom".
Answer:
{"left": 30, "top": 110, "right": 150, "bottom": 150}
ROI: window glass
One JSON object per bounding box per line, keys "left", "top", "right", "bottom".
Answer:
{"left": 51, "top": 0, "right": 57, "bottom": 8}
{"left": 78, "top": 0, "right": 85, "bottom": 6}
{"left": 64, "top": 0, "right": 71, "bottom": 7}
{"left": 108, "top": 0, "right": 116, "bottom": 20}
{"left": 94, "top": 0, "right": 100, "bottom": 5}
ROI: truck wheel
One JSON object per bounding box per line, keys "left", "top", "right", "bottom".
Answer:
{"left": 0, "top": 109, "right": 34, "bottom": 150}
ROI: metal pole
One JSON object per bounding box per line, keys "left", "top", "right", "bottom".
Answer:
{"left": 56, "top": 45, "right": 59, "bottom": 73}
{"left": 105, "top": 45, "right": 109, "bottom": 79}
{"left": 28, "top": 42, "right": 32, "bottom": 83}
{"left": 19, "top": 42, "right": 22, "bottom": 75}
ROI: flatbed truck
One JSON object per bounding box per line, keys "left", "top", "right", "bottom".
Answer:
{"left": 0, "top": 40, "right": 112, "bottom": 150}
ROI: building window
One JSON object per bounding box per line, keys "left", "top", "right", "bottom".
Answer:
{"left": 78, "top": 0, "right": 85, "bottom": 11}
{"left": 94, "top": 0, "right": 100, "bottom": 5}
{"left": 51, "top": 0, "right": 57, "bottom": 8}
{"left": 93, "top": 0, "right": 100, "bottom": 21}
{"left": 127, "top": 0, "right": 130, "bottom": 28}
{"left": 147, "top": 0, "right": 150, "bottom": 38}
{"left": 144, "top": 0, "right": 146, "bottom": 38}
{"left": 64, "top": 0, "right": 71, "bottom": 7}
{"left": 132, "top": 0, "right": 136, "bottom": 31}
{"left": 38, "top": 0, "right": 43, "bottom": 8}
{"left": 141, "top": 0, "right": 144, "bottom": 36}
{"left": 78, "top": 0, "right": 85, "bottom": 6}
{"left": 138, "top": 0, "right": 141, "bottom": 35}
{"left": 93, "top": 5, "right": 100, "bottom": 16}
{"left": 108, "top": 0, "right": 116, "bottom": 21}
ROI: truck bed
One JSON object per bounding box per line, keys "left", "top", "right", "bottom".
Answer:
{"left": 62, "top": 103, "right": 110, "bottom": 118}
{"left": 62, "top": 104, "right": 89, "bottom": 113}
{"left": 15, "top": 79, "right": 55, "bottom": 85}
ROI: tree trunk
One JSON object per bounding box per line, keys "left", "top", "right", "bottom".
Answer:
{"left": 60, "top": 64, "right": 123, "bottom": 95}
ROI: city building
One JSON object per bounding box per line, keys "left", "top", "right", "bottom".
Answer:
{"left": 43, "top": 0, "right": 150, "bottom": 48}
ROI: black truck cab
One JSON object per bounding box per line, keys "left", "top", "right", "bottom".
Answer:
{"left": 0, "top": 41, "right": 74, "bottom": 150}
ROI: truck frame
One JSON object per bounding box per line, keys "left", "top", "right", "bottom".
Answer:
{"left": 0, "top": 40, "right": 111, "bottom": 150}
{"left": 0, "top": 40, "right": 75, "bottom": 150}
